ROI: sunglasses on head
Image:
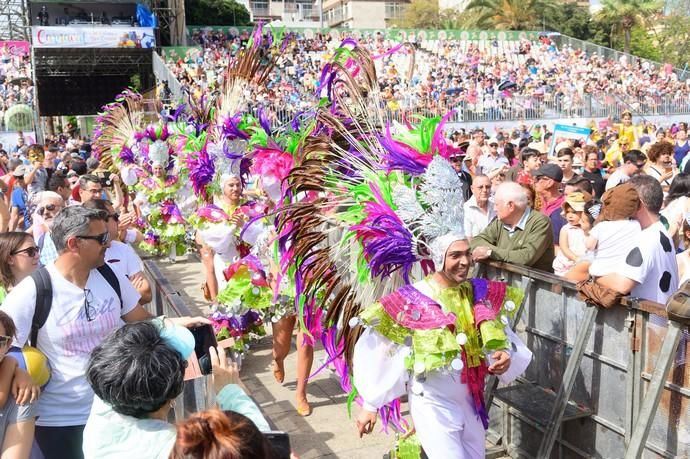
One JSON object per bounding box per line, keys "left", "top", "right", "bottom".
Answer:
{"left": 11, "top": 246, "right": 39, "bottom": 257}
{"left": 76, "top": 231, "right": 110, "bottom": 246}
{"left": 0, "top": 335, "right": 11, "bottom": 347}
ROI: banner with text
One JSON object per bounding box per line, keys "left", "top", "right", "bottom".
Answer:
{"left": 32, "top": 26, "right": 156, "bottom": 48}
{"left": 0, "top": 41, "right": 31, "bottom": 56}
{"left": 549, "top": 124, "right": 592, "bottom": 156}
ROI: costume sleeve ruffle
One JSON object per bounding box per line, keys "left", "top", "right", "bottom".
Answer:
{"left": 353, "top": 327, "right": 409, "bottom": 411}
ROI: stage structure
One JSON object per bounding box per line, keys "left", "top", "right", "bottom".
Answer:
{"left": 0, "top": 0, "right": 30, "bottom": 41}
{"left": 29, "top": 1, "right": 168, "bottom": 116}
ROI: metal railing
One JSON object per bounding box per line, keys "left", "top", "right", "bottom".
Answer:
{"left": 143, "top": 260, "right": 214, "bottom": 421}
{"left": 152, "top": 51, "right": 185, "bottom": 104}
{"left": 243, "top": 92, "right": 690, "bottom": 129}
{"left": 477, "top": 261, "right": 689, "bottom": 459}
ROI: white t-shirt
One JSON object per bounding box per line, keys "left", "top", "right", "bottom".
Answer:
{"left": 605, "top": 169, "right": 630, "bottom": 190}
{"left": 618, "top": 221, "right": 679, "bottom": 304}
{"left": 588, "top": 219, "right": 641, "bottom": 277}
{"left": 105, "top": 241, "right": 144, "bottom": 278}
{"left": 0, "top": 263, "right": 140, "bottom": 427}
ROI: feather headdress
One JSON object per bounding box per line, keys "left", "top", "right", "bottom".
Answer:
{"left": 276, "top": 40, "right": 466, "bottom": 428}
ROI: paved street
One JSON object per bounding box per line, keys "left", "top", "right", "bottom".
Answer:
{"left": 154, "top": 256, "right": 395, "bottom": 458}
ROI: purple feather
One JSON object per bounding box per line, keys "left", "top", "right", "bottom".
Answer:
{"left": 186, "top": 147, "right": 215, "bottom": 200}
{"left": 257, "top": 108, "right": 272, "bottom": 136}
{"left": 118, "top": 146, "right": 135, "bottom": 164}
{"left": 378, "top": 124, "right": 431, "bottom": 176}
{"left": 221, "top": 114, "right": 250, "bottom": 140}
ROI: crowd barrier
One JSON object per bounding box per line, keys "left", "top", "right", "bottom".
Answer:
{"left": 477, "top": 261, "right": 689, "bottom": 459}
{"left": 243, "top": 93, "right": 690, "bottom": 130}
{"left": 144, "top": 257, "right": 689, "bottom": 457}
{"left": 142, "top": 260, "right": 214, "bottom": 422}
{"left": 142, "top": 260, "right": 278, "bottom": 430}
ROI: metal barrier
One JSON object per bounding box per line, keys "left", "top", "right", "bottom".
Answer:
{"left": 152, "top": 51, "right": 185, "bottom": 104}
{"left": 143, "top": 260, "right": 214, "bottom": 422}
{"left": 476, "top": 261, "right": 690, "bottom": 459}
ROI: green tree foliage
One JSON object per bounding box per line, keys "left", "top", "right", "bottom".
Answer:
{"left": 594, "top": 0, "right": 662, "bottom": 54}
{"left": 185, "top": 0, "right": 251, "bottom": 26}
{"left": 463, "top": 0, "right": 558, "bottom": 30}
{"left": 548, "top": 3, "right": 595, "bottom": 40}
{"left": 394, "top": 0, "right": 440, "bottom": 28}
{"left": 653, "top": 15, "right": 690, "bottom": 68}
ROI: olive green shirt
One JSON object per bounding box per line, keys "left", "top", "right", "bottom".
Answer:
{"left": 470, "top": 208, "right": 555, "bottom": 272}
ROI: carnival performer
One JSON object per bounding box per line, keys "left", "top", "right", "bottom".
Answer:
{"left": 274, "top": 38, "right": 532, "bottom": 457}
{"left": 196, "top": 173, "right": 250, "bottom": 300}
{"left": 353, "top": 233, "right": 523, "bottom": 458}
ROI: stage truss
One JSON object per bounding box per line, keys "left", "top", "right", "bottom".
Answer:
{"left": 0, "top": 0, "right": 30, "bottom": 41}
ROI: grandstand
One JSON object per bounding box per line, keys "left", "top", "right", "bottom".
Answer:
{"left": 158, "top": 27, "right": 690, "bottom": 127}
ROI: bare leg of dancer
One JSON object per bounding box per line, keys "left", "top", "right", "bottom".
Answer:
{"left": 295, "top": 329, "right": 314, "bottom": 417}
{"left": 271, "top": 315, "right": 296, "bottom": 384}
{"left": 199, "top": 244, "right": 218, "bottom": 301}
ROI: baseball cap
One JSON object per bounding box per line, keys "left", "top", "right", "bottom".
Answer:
{"left": 12, "top": 165, "right": 27, "bottom": 177}
{"left": 488, "top": 137, "right": 499, "bottom": 146}
{"left": 532, "top": 163, "right": 563, "bottom": 182}
{"left": 563, "top": 191, "right": 592, "bottom": 212}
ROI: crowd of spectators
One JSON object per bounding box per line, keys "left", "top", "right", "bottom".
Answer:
{"left": 162, "top": 30, "right": 690, "bottom": 124}
{"left": 0, "top": 46, "right": 34, "bottom": 131}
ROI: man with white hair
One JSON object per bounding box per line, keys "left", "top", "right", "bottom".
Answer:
{"left": 470, "top": 182, "right": 555, "bottom": 272}
{"left": 34, "top": 191, "right": 65, "bottom": 266}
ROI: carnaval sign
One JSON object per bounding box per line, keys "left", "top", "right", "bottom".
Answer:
{"left": 31, "top": 26, "right": 155, "bottom": 49}
{"left": 0, "top": 41, "right": 31, "bottom": 56}
{"left": 548, "top": 124, "right": 592, "bottom": 156}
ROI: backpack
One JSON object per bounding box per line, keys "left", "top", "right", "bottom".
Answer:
{"left": 29, "top": 264, "right": 123, "bottom": 347}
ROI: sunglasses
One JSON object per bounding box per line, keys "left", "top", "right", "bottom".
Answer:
{"left": 76, "top": 231, "right": 110, "bottom": 246}
{"left": 108, "top": 213, "right": 120, "bottom": 222}
{"left": 11, "top": 246, "right": 40, "bottom": 257}
{"left": 0, "top": 335, "right": 11, "bottom": 347}
{"left": 635, "top": 162, "right": 646, "bottom": 169}
{"left": 37, "top": 204, "right": 60, "bottom": 215}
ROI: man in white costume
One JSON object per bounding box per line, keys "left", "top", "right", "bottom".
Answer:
{"left": 353, "top": 234, "right": 529, "bottom": 458}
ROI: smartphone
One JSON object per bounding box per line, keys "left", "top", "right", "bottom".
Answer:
{"left": 264, "top": 431, "right": 291, "bottom": 459}
{"left": 190, "top": 324, "right": 218, "bottom": 375}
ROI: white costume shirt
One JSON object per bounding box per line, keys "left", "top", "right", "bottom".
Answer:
{"left": 353, "top": 279, "right": 529, "bottom": 459}
{"left": 588, "top": 220, "right": 641, "bottom": 277}
{"left": 1, "top": 263, "right": 140, "bottom": 426}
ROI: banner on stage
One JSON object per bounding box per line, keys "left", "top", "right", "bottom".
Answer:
{"left": 549, "top": 124, "right": 592, "bottom": 156}
{"left": 0, "top": 41, "right": 31, "bottom": 56}
{"left": 32, "top": 26, "right": 155, "bottom": 49}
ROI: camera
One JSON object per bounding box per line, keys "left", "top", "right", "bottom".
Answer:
{"left": 100, "top": 171, "right": 113, "bottom": 187}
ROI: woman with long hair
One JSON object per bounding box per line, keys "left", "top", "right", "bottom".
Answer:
{"left": 0, "top": 232, "right": 40, "bottom": 301}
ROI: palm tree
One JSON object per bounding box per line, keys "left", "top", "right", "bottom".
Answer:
{"left": 594, "top": 0, "right": 662, "bottom": 54}
{"left": 464, "top": 0, "right": 558, "bottom": 31}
